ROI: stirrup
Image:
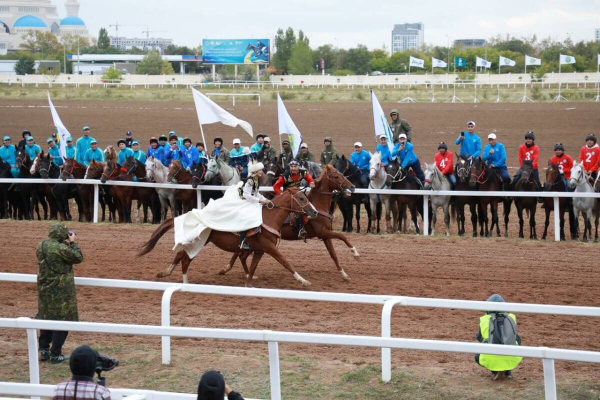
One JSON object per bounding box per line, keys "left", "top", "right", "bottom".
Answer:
{"left": 298, "top": 228, "right": 307, "bottom": 242}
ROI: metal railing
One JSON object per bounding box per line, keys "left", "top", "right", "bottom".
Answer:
{"left": 1, "top": 273, "right": 600, "bottom": 400}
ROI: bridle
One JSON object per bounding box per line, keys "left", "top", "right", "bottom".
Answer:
{"left": 314, "top": 170, "right": 353, "bottom": 195}
{"left": 270, "top": 191, "right": 313, "bottom": 215}
{"left": 470, "top": 162, "right": 489, "bottom": 185}
{"left": 456, "top": 160, "right": 470, "bottom": 182}
{"left": 101, "top": 161, "right": 120, "bottom": 181}
{"left": 341, "top": 159, "right": 360, "bottom": 179}
{"left": 62, "top": 159, "right": 82, "bottom": 178}
{"left": 389, "top": 165, "right": 406, "bottom": 183}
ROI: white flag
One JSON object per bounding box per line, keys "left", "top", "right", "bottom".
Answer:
{"left": 476, "top": 57, "right": 492, "bottom": 68}
{"left": 277, "top": 93, "right": 302, "bottom": 158}
{"left": 191, "top": 88, "right": 253, "bottom": 137}
{"left": 559, "top": 54, "right": 576, "bottom": 65}
{"left": 499, "top": 56, "right": 516, "bottom": 67}
{"left": 48, "top": 93, "right": 71, "bottom": 159}
{"left": 431, "top": 57, "right": 447, "bottom": 68}
{"left": 409, "top": 56, "right": 425, "bottom": 68}
{"left": 525, "top": 55, "right": 541, "bottom": 66}
{"left": 370, "top": 90, "right": 394, "bottom": 155}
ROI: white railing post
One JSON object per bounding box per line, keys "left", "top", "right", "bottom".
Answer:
{"left": 196, "top": 189, "right": 202, "bottom": 209}
{"left": 423, "top": 194, "right": 429, "bottom": 235}
{"left": 17, "top": 317, "right": 40, "bottom": 398}
{"left": 161, "top": 285, "right": 182, "bottom": 365}
{"left": 267, "top": 340, "right": 282, "bottom": 400}
{"left": 553, "top": 197, "right": 560, "bottom": 242}
{"left": 381, "top": 297, "right": 405, "bottom": 382}
{"left": 258, "top": 94, "right": 261, "bottom": 106}
{"left": 542, "top": 357, "right": 557, "bottom": 400}
{"left": 93, "top": 184, "right": 99, "bottom": 223}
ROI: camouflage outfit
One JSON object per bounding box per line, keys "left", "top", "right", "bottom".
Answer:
{"left": 36, "top": 223, "right": 84, "bottom": 360}
{"left": 389, "top": 109, "right": 413, "bottom": 143}
{"left": 257, "top": 145, "right": 277, "bottom": 165}
{"left": 279, "top": 146, "right": 294, "bottom": 170}
{"left": 296, "top": 150, "right": 315, "bottom": 163}
{"left": 320, "top": 137, "right": 340, "bottom": 166}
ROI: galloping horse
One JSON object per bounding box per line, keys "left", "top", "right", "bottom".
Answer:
{"left": 368, "top": 152, "right": 397, "bottom": 233}
{"left": 334, "top": 155, "right": 372, "bottom": 233}
{"left": 454, "top": 155, "right": 479, "bottom": 237}
{"left": 223, "top": 165, "right": 359, "bottom": 282}
{"left": 423, "top": 163, "right": 451, "bottom": 236}
{"left": 469, "top": 157, "right": 508, "bottom": 237}
{"left": 138, "top": 188, "right": 318, "bottom": 287}
{"left": 542, "top": 163, "right": 572, "bottom": 241}
{"left": 146, "top": 156, "right": 177, "bottom": 221}
{"left": 386, "top": 159, "right": 423, "bottom": 234}
{"left": 569, "top": 161, "right": 599, "bottom": 242}
{"left": 512, "top": 160, "right": 539, "bottom": 239}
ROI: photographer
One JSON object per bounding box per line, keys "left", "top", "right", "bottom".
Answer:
{"left": 197, "top": 370, "right": 244, "bottom": 400}
{"left": 53, "top": 345, "right": 111, "bottom": 399}
{"left": 36, "top": 223, "right": 83, "bottom": 364}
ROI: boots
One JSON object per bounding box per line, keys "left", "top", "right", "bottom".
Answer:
{"left": 238, "top": 231, "right": 250, "bottom": 250}
{"left": 40, "top": 349, "right": 50, "bottom": 362}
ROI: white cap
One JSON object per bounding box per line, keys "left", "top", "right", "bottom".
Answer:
{"left": 399, "top": 134, "right": 407, "bottom": 139}
{"left": 263, "top": 136, "right": 271, "bottom": 142}
{"left": 379, "top": 134, "right": 387, "bottom": 139}
{"left": 488, "top": 133, "right": 497, "bottom": 140}
{"left": 248, "top": 161, "right": 264, "bottom": 174}
{"left": 300, "top": 143, "right": 308, "bottom": 149}
{"left": 467, "top": 121, "right": 476, "bottom": 127}
{"left": 232, "top": 138, "right": 241, "bottom": 145}
{"left": 354, "top": 142, "right": 363, "bottom": 147}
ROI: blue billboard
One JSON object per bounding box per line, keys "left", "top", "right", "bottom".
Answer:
{"left": 202, "top": 39, "right": 269, "bottom": 64}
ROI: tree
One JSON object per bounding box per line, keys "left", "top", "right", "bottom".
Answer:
{"left": 20, "top": 30, "right": 61, "bottom": 56}
{"left": 288, "top": 40, "right": 314, "bottom": 74}
{"left": 14, "top": 55, "right": 35, "bottom": 75}
{"left": 97, "top": 28, "right": 110, "bottom": 50}
{"left": 101, "top": 66, "right": 122, "bottom": 81}
{"left": 60, "top": 33, "right": 90, "bottom": 53}
{"left": 346, "top": 45, "right": 372, "bottom": 74}
{"left": 272, "top": 27, "right": 297, "bottom": 73}
{"left": 136, "top": 51, "right": 174, "bottom": 75}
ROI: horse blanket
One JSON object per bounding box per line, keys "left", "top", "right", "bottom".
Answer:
{"left": 173, "top": 182, "right": 263, "bottom": 258}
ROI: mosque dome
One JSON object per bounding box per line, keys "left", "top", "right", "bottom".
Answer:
{"left": 14, "top": 15, "right": 47, "bottom": 28}
{"left": 60, "top": 16, "right": 86, "bottom": 26}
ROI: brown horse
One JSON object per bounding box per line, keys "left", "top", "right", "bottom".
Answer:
{"left": 542, "top": 163, "right": 573, "bottom": 241}
{"left": 85, "top": 159, "right": 116, "bottom": 223}
{"left": 138, "top": 188, "right": 318, "bottom": 287}
{"left": 512, "top": 160, "right": 539, "bottom": 239}
{"left": 100, "top": 158, "right": 134, "bottom": 223}
{"left": 223, "top": 165, "right": 359, "bottom": 282}
{"left": 469, "top": 157, "right": 510, "bottom": 237}
{"left": 55, "top": 158, "right": 85, "bottom": 221}
{"left": 454, "top": 155, "right": 479, "bottom": 237}
{"left": 167, "top": 160, "right": 199, "bottom": 212}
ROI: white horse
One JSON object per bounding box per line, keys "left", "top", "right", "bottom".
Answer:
{"left": 368, "top": 152, "right": 397, "bottom": 233}
{"left": 423, "top": 163, "right": 452, "bottom": 236}
{"left": 204, "top": 157, "right": 241, "bottom": 186}
{"left": 569, "top": 161, "right": 600, "bottom": 242}
{"left": 146, "top": 156, "right": 177, "bottom": 221}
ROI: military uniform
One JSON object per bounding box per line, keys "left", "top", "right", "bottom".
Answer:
{"left": 296, "top": 150, "right": 315, "bottom": 163}
{"left": 320, "top": 137, "right": 339, "bottom": 166}
{"left": 36, "top": 223, "right": 84, "bottom": 360}
{"left": 279, "top": 147, "right": 294, "bottom": 170}
{"left": 389, "top": 109, "right": 413, "bottom": 143}
{"left": 257, "top": 145, "right": 277, "bottom": 165}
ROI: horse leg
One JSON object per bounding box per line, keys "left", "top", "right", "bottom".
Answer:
{"left": 157, "top": 251, "right": 185, "bottom": 279}
{"left": 354, "top": 202, "right": 361, "bottom": 233}
{"left": 516, "top": 204, "right": 524, "bottom": 238}
{"left": 240, "top": 251, "right": 255, "bottom": 278}
{"left": 219, "top": 252, "right": 240, "bottom": 275}
{"left": 443, "top": 204, "right": 450, "bottom": 236}
{"left": 384, "top": 199, "right": 393, "bottom": 234}
{"left": 322, "top": 238, "right": 350, "bottom": 281}
{"left": 245, "top": 251, "right": 265, "bottom": 287}
{"left": 493, "top": 201, "right": 501, "bottom": 237}
{"left": 365, "top": 200, "right": 372, "bottom": 233}
{"left": 264, "top": 244, "right": 311, "bottom": 286}
{"left": 542, "top": 207, "right": 550, "bottom": 240}
{"left": 559, "top": 206, "right": 566, "bottom": 241}
{"left": 469, "top": 202, "right": 478, "bottom": 237}
{"left": 530, "top": 206, "right": 537, "bottom": 240}
{"left": 369, "top": 198, "right": 377, "bottom": 234}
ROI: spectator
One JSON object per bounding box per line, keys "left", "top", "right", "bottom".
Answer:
{"left": 389, "top": 109, "right": 412, "bottom": 143}
{"left": 454, "top": 121, "right": 482, "bottom": 160}
{"left": 53, "top": 345, "right": 111, "bottom": 400}
{"left": 211, "top": 137, "right": 230, "bottom": 163}
{"left": 296, "top": 143, "right": 315, "bottom": 163}
{"left": 279, "top": 139, "right": 293, "bottom": 170}
{"left": 197, "top": 370, "right": 244, "bottom": 400}
{"left": 18, "top": 129, "right": 32, "bottom": 150}
{"left": 124, "top": 131, "right": 134, "bottom": 148}
{"left": 76, "top": 127, "right": 95, "bottom": 166}
{"left": 320, "top": 136, "right": 339, "bottom": 167}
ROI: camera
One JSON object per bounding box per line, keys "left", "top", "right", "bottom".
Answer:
{"left": 95, "top": 354, "right": 119, "bottom": 387}
{"left": 68, "top": 231, "right": 76, "bottom": 236}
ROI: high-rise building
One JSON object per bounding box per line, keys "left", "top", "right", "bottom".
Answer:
{"left": 454, "top": 39, "right": 486, "bottom": 49}
{"left": 596, "top": 29, "right": 600, "bottom": 41}
{"left": 391, "top": 23, "right": 424, "bottom": 53}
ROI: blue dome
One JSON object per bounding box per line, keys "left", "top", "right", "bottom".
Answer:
{"left": 14, "top": 15, "right": 47, "bottom": 28}
{"left": 60, "top": 16, "right": 85, "bottom": 26}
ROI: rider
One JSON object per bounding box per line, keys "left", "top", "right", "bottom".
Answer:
{"left": 47, "top": 138, "right": 64, "bottom": 168}
{"left": 64, "top": 137, "right": 77, "bottom": 160}
{"left": 181, "top": 137, "right": 199, "bottom": 171}
{"left": 273, "top": 160, "right": 316, "bottom": 240}
{"left": 376, "top": 134, "right": 393, "bottom": 166}
{"left": 350, "top": 142, "right": 371, "bottom": 187}
{"left": 434, "top": 142, "right": 456, "bottom": 188}
{"left": 455, "top": 121, "right": 482, "bottom": 161}
{"left": 159, "top": 134, "right": 170, "bottom": 154}
{"left": 196, "top": 142, "right": 208, "bottom": 165}
{"left": 116, "top": 139, "right": 134, "bottom": 166}
{"left": 18, "top": 130, "right": 32, "bottom": 150}
{"left": 392, "top": 133, "right": 425, "bottom": 182}
{"left": 279, "top": 139, "right": 294, "bottom": 170}
{"left": 296, "top": 143, "right": 315, "bottom": 163}
{"left": 389, "top": 109, "right": 412, "bottom": 143}
{"left": 164, "top": 136, "right": 183, "bottom": 167}
{"left": 320, "top": 137, "right": 339, "bottom": 167}
{"left": 211, "top": 137, "right": 230, "bottom": 163}
{"left": 169, "top": 131, "right": 185, "bottom": 148}
{"left": 257, "top": 137, "right": 277, "bottom": 165}
{"left": 579, "top": 133, "right": 600, "bottom": 180}
{"left": 549, "top": 143, "right": 573, "bottom": 191}
{"left": 482, "top": 133, "right": 511, "bottom": 191}
{"left": 147, "top": 137, "right": 165, "bottom": 164}
{"left": 511, "top": 131, "right": 542, "bottom": 189}
{"left": 250, "top": 134, "right": 265, "bottom": 160}
{"left": 124, "top": 131, "right": 134, "bottom": 148}
{"left": 229, "top": 139, "right": 250, "bottom": 179}
{"left": 0, "top": 136, "right": 19, "bottom": 177}
{"left": 24, "top": 136, "right": 41, "bottom": 161}
{"left": 131, "top": 141, "right": 146, "bottom": 164}
{"left": 75, "top": 126, "right": 95, "bottom": 166}
{"left": 82, "top": 140, "right": 105, "bottom": 166}
{"left": 237, "top": 160, "right": 270, "bottom": 249}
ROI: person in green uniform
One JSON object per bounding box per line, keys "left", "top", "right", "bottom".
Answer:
{"left": 389, "top": 109, "right": 413, "bottom": 143}
{"left": 320, "top": 136, "right": 339, "bottom": 166}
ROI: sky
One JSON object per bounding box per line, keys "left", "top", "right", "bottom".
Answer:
{"left": 62, "top": 0, "right": 600, "bottom": 50}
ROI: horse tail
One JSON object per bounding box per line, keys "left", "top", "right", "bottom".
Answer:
{"left": 138, "top": 217, "right": 175, "bottom": 257}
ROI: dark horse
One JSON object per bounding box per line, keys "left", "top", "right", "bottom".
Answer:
{"left": 542, "top": 163, "right": 575, "bottom": 241}
{"left": 85, "top": 159, "right": 116, "bottom": 223}
{"left": 334, "top": 155, "right": 372, "bottom": 233}
{"left": 138, "top": 188, "right": 318, "bottom": 287}
{"left": 0, "top": 157, "right": 13, "bottom": 218}
{"left": 512, "top": 160, "right": 538, "bottom": 239}
{"left": 454, "top": 155, "right": 479, "bottom": 237}
{"left": 386, "top": 158, "right": 424, "bottom": 234}
{"left": 58, "top": 158, "right": 86, "bottom": 221}
{"left": 167, "top": 160, "right": 206, "bottom": 212}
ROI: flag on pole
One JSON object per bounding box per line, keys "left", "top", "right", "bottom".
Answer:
{"left": 476, "top": 57, "right": 492, "bottom": 68}
{"left": 525, "top": 55, "right": 542, "bottom": 66}
{"left": 432, "top": 58, "right": 447, "bottom": 68}
{"left": 454, "top": 57, "right": 466, "bottom": 68}
{"left": 559, "top": 54, "right": 576, "bottom": 65}
{"left": 370, "top": 90, "right": 394, "bottom": 154}
{"left": 191, "top": 88, "right": 253, "bottom": 137}
{"left": 48, "top": 93, "right": 71, "bottom": 159}
{"left": 409, "top": 56, "right": 425, "bottom": 68}
{"left": 277, "top": 93, "right": 303, "bottom": 158}
{"left": 499, "top": 56, "right": 516, "bottom": 67}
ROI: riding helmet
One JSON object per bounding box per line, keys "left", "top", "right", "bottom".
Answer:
{"left": 149, "top": 137, "right": 158, "bottom": 144}
{"left": 437, "top": 142, "right": 448, "bottom": 150}
{"left": 524, "top": 131, "right": 535, "bottom": 140}
{"left": 554, "top": 143, "right": 565, "bottom": 151}
{"left": 585, "top": 133, "right": 597, "bottom": 144}
{"left": 213, "top": 137, "right": 223, "bottom": 145}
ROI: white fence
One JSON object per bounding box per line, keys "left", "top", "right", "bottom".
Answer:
{"left": 1, "top": 178, "right": 599, "bottom": 242}
{"left": 205, "top": 92, "right": 261, "bottom": 106}
{"left": 1, "top": 273, "right": 600, "bottom": 400}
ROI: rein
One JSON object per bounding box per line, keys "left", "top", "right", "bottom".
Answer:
{"left": 470, "top": 166, "right": 489, "bottom": 185}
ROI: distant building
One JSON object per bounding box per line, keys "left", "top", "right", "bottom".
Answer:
{"left": 109, "top": 36, "right": 173, "bottom": 52}
{"left": 454, "top": 39, "right": 486, "bottom": 49}
{"left": 596, "top": 29, "right": 600, "bottom": 41}
{"left": 391, "top": 23, "right": 424, "bottom": 53}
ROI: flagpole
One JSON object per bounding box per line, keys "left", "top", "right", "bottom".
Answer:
{"left": 199, "top": 123, "right": 207, "bottom": 150}
{"left": 554, "top": 61, "right": 566, "bottom": 102}
{"left": 595, "top": 59, "right": 600, "bottom": 102}
{"left": 521, "top": 64, "right": 529, "bottom": 102}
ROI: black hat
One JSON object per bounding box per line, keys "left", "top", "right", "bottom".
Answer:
{"left": 585, "top": 134, "right": 597, "bottom": 143}
{"left": 197, "top": 370, "right": 225, "bottom": 400}
{"left": 196, "top": 142, "right": 204, "bottom": 147}
{"left": 554, "top": 143, "right": 565, "bottom": 151}
{"left": 159, "top": 135, "right": 168, "bottom": 141}
{"left": 126, "top": 131, "right": 133, "bottom": 136}
{"left": 213, "top": 137, "right": 223, "bottom": 144}
{"left": 437, "top": 142, "right": 448, "bottom": 150}
{"left": 117, "top": 139, "right": 126, "bottom": 145}
{"left": 524, "top": 131, "right": 535, "bottom": 141}
{"left": 69, "top": 345, "right": 98, "bottom": 378}
{"left": 183, "top": 137, "right": 192, "bottom": 144}
{"left": 256, "top": 134, "right": 266, "bottom": 140}
{"left": 22, "top": 130, "right": 31, "bottom": 138}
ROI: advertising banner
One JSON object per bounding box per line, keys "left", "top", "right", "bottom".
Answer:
{"left": 202, "top": 39, "right": 270, "bottom": 64}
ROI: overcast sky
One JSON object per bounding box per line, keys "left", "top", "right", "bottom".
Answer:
{"left": 66, "top": 0, "right": 600, "bottom": 50}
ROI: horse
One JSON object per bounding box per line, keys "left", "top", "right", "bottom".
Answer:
{"left": 125, "top": 157, "right": 161, "bottom": 224}
{"left": 299, "top": 160, "right": 322, "bottom": 182}
{"left": 204, "top": 157, "right": 241, "bottom": 186}
{"left": 569, "top": 161, "right": 600, "bottom": 242}
{"left": 454, "top": 155, "right": 479, "bottom": 237}
{"left": 138, "top": 188, "right": 318, "bottom": 287}
{"left": 167, "top": 160, "right": 202, "bottom": 212}
{"left": 85, "top": 159, "right": 115, "bottom": 223}
{"left": 386, "top": 159, "right": 423, "bottom": 234}
{"left": 58, "top": 158, "right": 87, "bottom": 222}
{"left": 423, "top": 163, "right": 452, "bottom": 236}
{"left": 368, "top": 152, "right": 397, "bottom": 233}
{"left": 100, "top": 158, "right": 135, "bottom": 223}
{"left": 222, "top": 165, "right": 359, "bottom": 282}
{"left": 32, "top": 152, "right": 59, "bottom": 220}
{"left": 15, "top": 149, "right": 47, "bottom": 220}
{"left": 146, "top": 156, "right": 177, "bottom": 221}
{"left": 469, "top": 157, "right": 509, "bottom": 238}
{"left": 334, "top": 155, "right": 372, "bottom": 233}
{"left": 0, "top": 157, "right": 11, "bottom": 218}
{"left": 542, "top": 163, "right": 573, "bottom": 241}
{"left": 512, "top": 160, "right": 539, "bottom": 239}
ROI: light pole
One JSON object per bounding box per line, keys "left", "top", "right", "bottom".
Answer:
{"left": 445, "top": 35, "right": 451, "bottom": 72}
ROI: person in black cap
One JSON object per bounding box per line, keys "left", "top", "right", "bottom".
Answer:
{"left": 18, "top": 129, "right": 32, "bottom": 150}
{"left": 197, "top": 370, "right": 244, "bottom": 400}
{"left": 124, "top": 131, "right": 134, "bottom": 148}
{"left": 53, "top": 345, "right": 111, "bottom": 399}
{"left": 211, "top": 137, "right": 230, "bottom": 163}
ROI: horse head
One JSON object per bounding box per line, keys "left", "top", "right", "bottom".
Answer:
{"left": 204, "top": 157, "right": 219, "bottom": 181}
{"left": 287, "top": 187, "right": 318, "bottom": 219}
{"left": 520, "top": 160, "right": 534, "bottom": 183}
{"left": 60, "top": 158, "right": 74, "bottom": 181}
{"left": 569, "top": 161, "right": 583, "bottom": 190}
{"left": 545, "top": 163, "right": 561, "bottom": 191}
{"left": 145, "top": 156, "right": 156, "bottom": 181}
{"left": 455, "top": 155, "right": 470, "bottom": 183}
{"left": 191, "top": 162, "right": 206, "bottom": 188}
{"left": 37, "top": 151, "right": 53, "bottom": 179}
{"left": 369, "top": 152, "right": 383, "bottom": 180}
{"left": 423, "top": 163, "right": 437, "bottom": 190}
{"left": 14, "top": 148, "right": 28, "bottom": 169}
{"left": 318, "top": 165, "right": 354, "bottom": 196}
{"left": 101, "top": 160, "right": 118, "bottom": 183}
{"left": 86, "top": 159, "right": 105, "bottom": 180}
{"left": 167, "top": 160, "right": 183, "bottom": 183}
{"left": 469, "top": 157, "right": 485, "bottom": 188}
{"left": 104, "top": 145, "right": 117, "bottom": 161}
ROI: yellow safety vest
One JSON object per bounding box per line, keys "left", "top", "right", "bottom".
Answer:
{"left": 478, "top": 313, "right": 522, "bottom": 372}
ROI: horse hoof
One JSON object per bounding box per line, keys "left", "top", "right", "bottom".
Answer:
{"left": 218, "top": 270, "right": 227, "bottom": 275}
{"left": 342, "top": 273, "right": 351, "bottom": 282}
{"left": 156, "top": 273, "right": 164, "bottom": 278}
{"left": 302, "top": 280, "right": 312, "bottom": 287}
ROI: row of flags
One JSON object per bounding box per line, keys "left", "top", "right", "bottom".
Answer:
{"left": 406, "top": 54, "right": 598, "bottom": 70}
